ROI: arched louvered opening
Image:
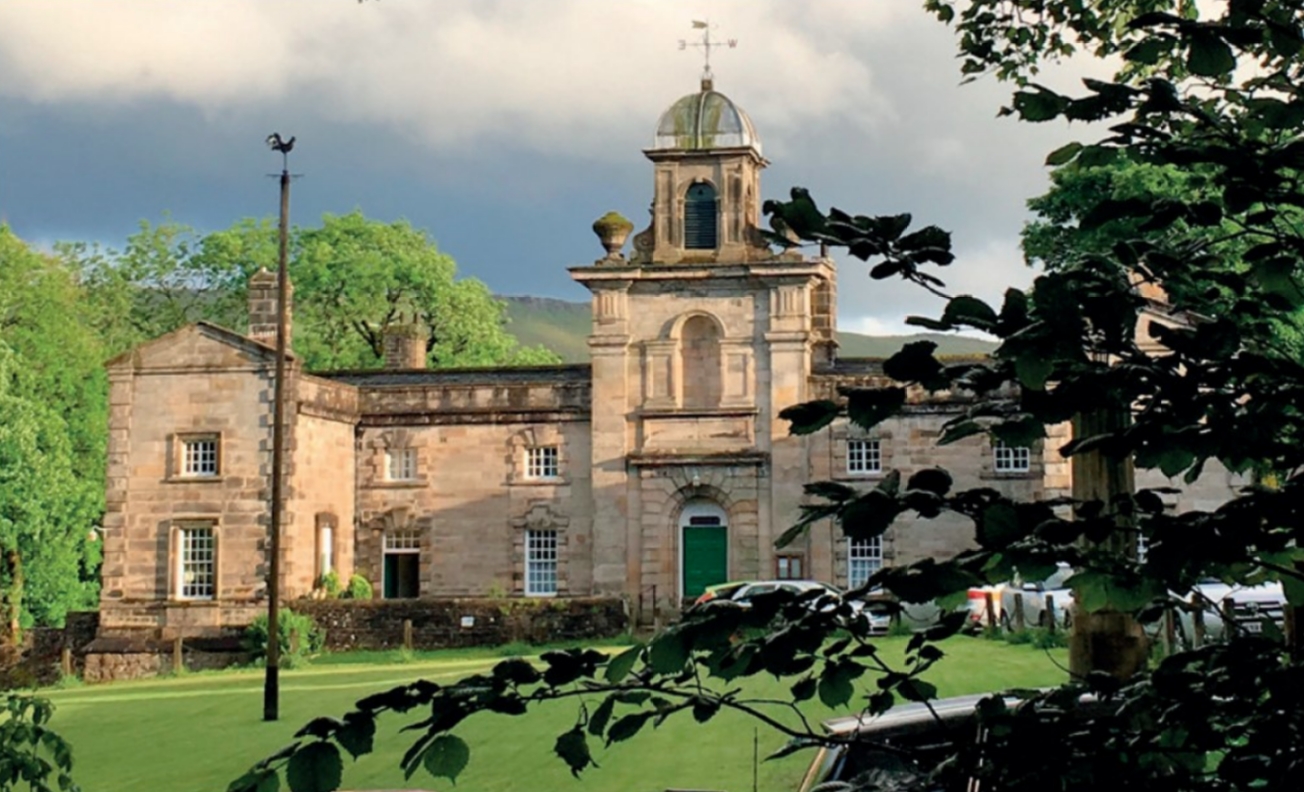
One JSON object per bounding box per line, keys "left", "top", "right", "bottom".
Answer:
{"left": 681, "top": 315, "right": 722, "bottom": 408}
{"left": 684, "top": 182, "right": 718, "bottom": 250}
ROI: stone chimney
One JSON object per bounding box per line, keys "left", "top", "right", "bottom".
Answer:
{"left": 247, "top": 268, "right": 292, "bottom": 348}
{"left": 382, "top": 323, "right": 427, "bottom": 369}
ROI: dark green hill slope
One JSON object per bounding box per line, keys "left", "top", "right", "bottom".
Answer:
{"left": 500, "top": 296, "right": 996, "bottom": 363}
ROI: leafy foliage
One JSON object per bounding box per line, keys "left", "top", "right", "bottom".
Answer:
{"left": 59, "top": 212, "right": 559, "bottom": 370}
{"left": 344, "top": 573, "right": 373, "bottom": 601}
{"left": 0, "top": 695, "right": 79, "bottom": 792}
{"left": 244, "top": 610, "right": 326, "bottom": 668}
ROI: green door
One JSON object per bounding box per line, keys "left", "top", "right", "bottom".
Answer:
{"left": 682, "top": 523, "right": 728, "bottom": 599}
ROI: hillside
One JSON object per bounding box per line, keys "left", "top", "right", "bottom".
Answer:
{"left": 501, "top": 296, "right": 996, "bottom": 363}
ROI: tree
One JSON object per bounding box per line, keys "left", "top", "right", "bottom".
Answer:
{"left": 65, "top": 212, "right": 559, "bottom": 369}
{"left": 0, "top": 343, "right": 99, "bottom": 634}
{"left": 0, "top": 228, "right": 105, "bottom": 629}
{"left": 233, "top": 2, "right": 1304, "bottom": 790}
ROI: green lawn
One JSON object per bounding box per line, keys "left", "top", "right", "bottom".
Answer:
{"left": 44, "top": 636, "right": 1066, "bottom": 792}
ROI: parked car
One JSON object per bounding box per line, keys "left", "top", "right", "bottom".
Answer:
{"left": 1000, "top": 563, "right": 1075, "bottom": 629}
{"left": 727, "top": 580, "right": 892, "bottom": 635}
{"left": 966, "top": 583, "right": 1008, "bottom": 627}
{"left": 797, "top": 692, "right": 1110, "bottom": 792}
{"left": 689, "top": 580, "right": 749, "bottom": 608}
{"left": 1163, "top": 579, "right": 1286, "bottom": 646}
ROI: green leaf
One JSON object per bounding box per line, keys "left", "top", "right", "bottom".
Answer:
{"left": 286, "top": 742, "right": 343, "bottom": 792}
{"left": 648, "top": 629, "right": 690, "bottom": 674}
{"left": 791, "top": 676, "right": 817, "bottom": 702}
{"left": 780, "top": 400, "right": 841, "bottom": 436}
{"left": 256, "top": 772, "right": 281, "bottom": 792}
{"left": 846, "top": 387, "right": 907, "bottom": 430}
{"left": 938, "top": 419, "right": 985, "bottom": 445}
{"left": 1186, "top": 31, "right": 1235, "bottom": 77}
{"left": 884, "top": 341, "right": 946, "bottom": 389}
{"left": 896, "top": 678, "right": 938, "bottom": 703}
{"left": 1011, "top": 88, "right": 1066, "bottom": 122}
{"left": 691, "top": 697, "right": 721, "bottom": 723}
{"left": 1014, "top": 356, "right": 1053, "bottom": 390}
{"left": 422, "top": 735, "right": 471, "bottom": 785}
{"left": 818, "top": 663, "right": 855, "bottom": 708}
{"left": 588, "top": 696, "right": 616, "bottom": 737}
{"left": 604, "top": 644, "right": 643, "bottom": 683}
{"left": 1124, "top": 38, "right": 1166, "bottom": 64}
{"left": 554, "top": 727, "right": 597, "bottom": 777}
{"left": 333, "top": 713, "right": 375, "bottom": 760}
{"left": 1282, "top": 575, "right": 1304, "bottom": 608}
{"left": 1045, "top": 142, "right": 1083, "bottom": 166}
{"left": 906, "top": 467, "right": 952, "bottom": 497}
{"left": 977, "top": 503, "right": 1021, "bottom": 548}
{"left": 493, "top": 657, "right": 542, "bottom": 686}
{"left": 942, "top": 295, "right": 998, "bottom": 329}
{"left": 607, "top": 712, "right": 654, "bottom": 745}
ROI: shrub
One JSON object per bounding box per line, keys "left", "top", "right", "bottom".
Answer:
{"left": 320, "top": 570, "right": 343, "bottom": 598}
{"left": 345, "top": 573, "right": 373, "bottom": 600}
{"left": 244, "top": 610, "right": 326, "bottom": 668}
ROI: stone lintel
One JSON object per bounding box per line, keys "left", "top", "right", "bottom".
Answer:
{"left": 627, "top": 451, "right": 769, "bottom": 467}
{"left": 359, "top": 409, "right": 590, "bottom": 427}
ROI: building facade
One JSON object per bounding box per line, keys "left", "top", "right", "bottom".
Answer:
{"left": 96, "top": 80, "right": 1238, "bottom": 638}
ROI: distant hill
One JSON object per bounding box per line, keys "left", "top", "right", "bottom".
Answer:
{"left": 501, "top": 296, "right": 996, "bottom": 363}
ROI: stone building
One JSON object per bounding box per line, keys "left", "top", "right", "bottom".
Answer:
{"left": 95, "top": 78, "right": 1235, "bottom": 639}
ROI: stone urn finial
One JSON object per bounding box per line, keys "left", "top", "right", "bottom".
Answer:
{"left": 592, "top": 211, "right": 634, "bottom": 262}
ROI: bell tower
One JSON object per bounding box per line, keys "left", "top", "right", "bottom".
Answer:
{"left": 571, "top": 75, "right": 837, "bottom": 605}
{"left": 631, "top": 76, "right": 772, "bottom": 265}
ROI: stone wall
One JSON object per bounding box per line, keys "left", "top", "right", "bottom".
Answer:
{"left": 292, "top": 596, "right": 627, "bottom": 651}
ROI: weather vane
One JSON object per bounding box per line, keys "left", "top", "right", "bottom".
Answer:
{"left": 679, "top": 20, "right": 736, "bottom": 82}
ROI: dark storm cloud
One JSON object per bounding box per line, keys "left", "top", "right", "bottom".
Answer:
{"left": 0, "top": 0, "right": 1102, "bottom": 326}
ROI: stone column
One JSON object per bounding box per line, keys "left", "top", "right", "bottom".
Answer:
{"left": 765, "top": 281, "right": 814, "bottom": 579}
{"left": 247, "top": 268, "right": 292, "bottom": 349}
{"left": 585, "top": 282, "right": 634, "bottom": 597}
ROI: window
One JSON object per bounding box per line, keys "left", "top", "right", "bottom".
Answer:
{"left": 994, "top": 442, "right": 1031, "bottom": 473}
{"left": 526, "top": 446, "right": 560, "bottom": 480}
{"left": 177, "top": 524, "right": 215, "bottom": 599}
{"left": 848, "top": 536, "right": 882, "bottom": 589}
{"left": 684, "top": 182, "right": 718, "bottom": 249}
{"left": 180, "top": 436, "right": 219, "bottom": 477}
{"left": 525, "top": 529, "right": 559, "bottom": 596}
{"left": 847, "top": 439, "right": 881, "bottom": 475}
{"left": 776, "top": 555, "right": 804, "bottom": 580}
{"left": 382, "top": 530, "right": 420, "bottom": 599}
{"left": 386, "top": 447, "right": 417, "bottom": 481}
{"left": 316, "top": 517, "right": 335, "bottom": 580}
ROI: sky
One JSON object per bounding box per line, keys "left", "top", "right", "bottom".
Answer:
{"left": 0, "top": 0, "right": 1102, "bottom": 336}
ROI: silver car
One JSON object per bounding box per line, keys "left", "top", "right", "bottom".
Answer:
{"left": 999, "top": 563, "right": 1075, "bottom": 629}
{"left": 728, "top": 580, "right": 891, "bottom": 635}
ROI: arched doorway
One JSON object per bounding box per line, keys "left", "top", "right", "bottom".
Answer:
{"left": 680, "top": 500, "right": 728, "bottom": 599}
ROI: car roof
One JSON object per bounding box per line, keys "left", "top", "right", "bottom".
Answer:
{"left": 738, "top": 580, "right": 830, "bottom": 589}
{"left": 822, "top": 694, "right": 993, "bottom": 737}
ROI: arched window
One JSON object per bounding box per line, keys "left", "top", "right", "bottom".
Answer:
{"left": 680, "top": 315, "right": 722, "bottom": 408}
{"left": 684, "top": 182, "right": 718, "bottom": 249}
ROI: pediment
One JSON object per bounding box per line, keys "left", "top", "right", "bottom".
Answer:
{"left": 106, "top": 322, "right": 290, "bottom": 372}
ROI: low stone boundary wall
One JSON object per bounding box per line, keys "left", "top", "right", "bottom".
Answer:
{"left": 292, "top": 596, "right": 628, "bottom": 652}
{"left": 81, "top": 633, "right": 248, "bottom": 683}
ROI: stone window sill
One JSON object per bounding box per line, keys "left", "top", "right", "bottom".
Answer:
{"left": 163, "top": 475, "right": 224, "bottom": 485}
{"left": 365, "top": 480, "right": 426, "bottom": 489}
{"left": 514, "top": 477, "right": 568, "bottom": 487}
{"left": 979, "top": 471, "right": 1038, "bottom": 481}
{"left": 166, "top": 599, "right": 220, "bottom": 607}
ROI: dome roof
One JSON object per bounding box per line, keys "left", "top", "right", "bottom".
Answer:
{"left": 652, "top": 79, "right": 761, "bottom": 154}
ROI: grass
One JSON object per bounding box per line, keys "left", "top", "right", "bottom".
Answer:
{"left": 43, "top": 635, "right": 1067, "bottom": 792}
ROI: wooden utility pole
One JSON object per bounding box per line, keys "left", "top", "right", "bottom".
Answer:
{"left": 263, "top": 132, "right": 295, "bottom": 722}
{"left": 1068, "top": 407, "right": 1148, "bottom": 679}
